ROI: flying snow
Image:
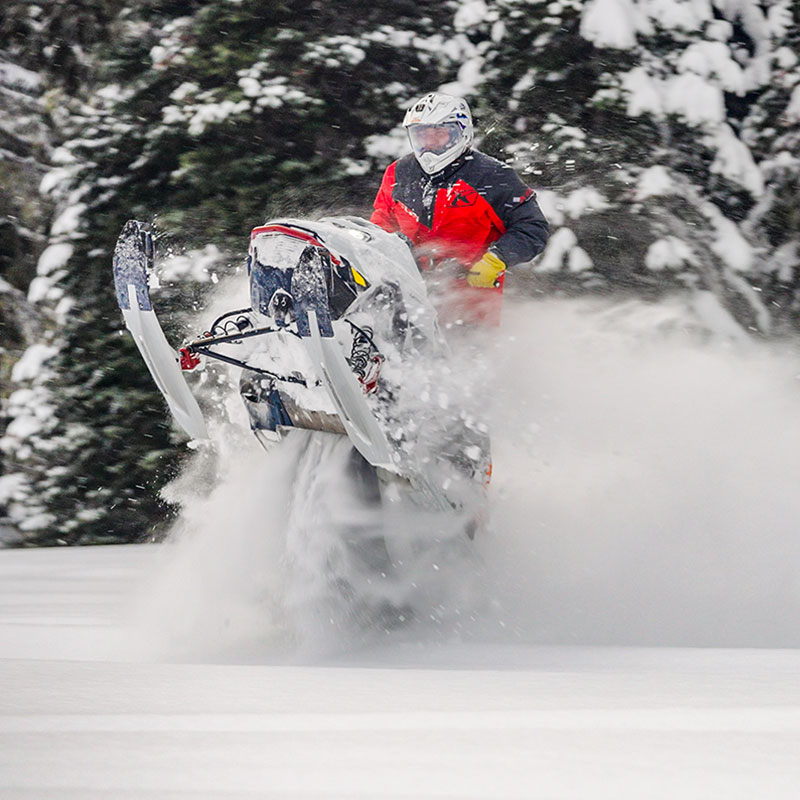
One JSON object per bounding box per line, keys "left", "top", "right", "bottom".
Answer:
{"left": 480, "top": 296, "right": 800, "bottom": 647}
{"left": 134, "top": 292, "right": 800, "bottom": 660}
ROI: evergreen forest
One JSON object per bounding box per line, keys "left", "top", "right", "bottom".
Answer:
{"left": 1, "top": 0, "right": 798, "bottom": 545}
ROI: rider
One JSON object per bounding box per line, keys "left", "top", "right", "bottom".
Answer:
{"left": 370, "top": 92, "right": 550, "bottom": 326}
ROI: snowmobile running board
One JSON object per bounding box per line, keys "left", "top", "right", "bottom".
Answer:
{"left": 112, "top": 221, "right": 209, "bottom": 441}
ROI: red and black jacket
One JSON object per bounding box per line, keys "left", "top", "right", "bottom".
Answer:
{"left": 371, "top": 149, "right": 549, "bottom": 270}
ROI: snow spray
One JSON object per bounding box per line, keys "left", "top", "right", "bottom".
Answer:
{"left": 478, "top": 295, "right": 800, "bottom": 647}
{"left": 133, "top": 277, "right": 484, "bottom": 660}
{"left": 135, "top": 283, "right": 800, "bottom": 659}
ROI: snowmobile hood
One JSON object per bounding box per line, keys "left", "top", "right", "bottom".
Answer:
{"left": 249, "top": 217, "right": 437, "bottom": 342}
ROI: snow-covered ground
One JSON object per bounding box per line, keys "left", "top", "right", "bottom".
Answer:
{"left": 4, "top": 298, "right": 800, "bottom": 798}
{"left": 1, "top": 544, "right": 800, "bottom": 799}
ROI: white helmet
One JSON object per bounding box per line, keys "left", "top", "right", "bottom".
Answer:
{"left": 403, "top": 92, "right": 473, "bottom": 174}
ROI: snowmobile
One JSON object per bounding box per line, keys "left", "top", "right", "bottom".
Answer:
{"left": 112, "top": 216, "right": 491, "bottom": 527}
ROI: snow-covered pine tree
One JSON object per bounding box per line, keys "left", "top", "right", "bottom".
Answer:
{"left": 0, "top": 1, "right": 130, "bottom": 544}
{"left": 0, "top": 55, "right": 50, "bottom": 388}
{"left": 474, "top": 0, "right": 653, "bottom": 290}
{"left": 741, "top": 0, "right": 800, "bottom": 330}
{"left": 476, "top": 0, "right": 790, "bottom": 334}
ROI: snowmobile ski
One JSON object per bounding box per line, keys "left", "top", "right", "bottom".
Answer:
{"left": 112, "top": 220, "right": 208, "bottom": 441}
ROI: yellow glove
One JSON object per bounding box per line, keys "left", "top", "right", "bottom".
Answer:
{"left": 467, "top": 250, "right": 506, "bottom": 288}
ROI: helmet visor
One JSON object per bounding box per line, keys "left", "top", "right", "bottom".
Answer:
{"left": 407, "top": 123, "right": 463, "bottom": 156}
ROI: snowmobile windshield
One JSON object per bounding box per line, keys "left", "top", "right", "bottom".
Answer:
{"left": 407, "top": 123, "right": 463, "bottom": 156}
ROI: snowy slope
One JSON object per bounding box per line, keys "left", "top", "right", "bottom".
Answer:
{"left": 4, "top": 296, "right": 800, "bottom": 798}
{"left": 1, "top": 544, "right": 800, "bottom": 799}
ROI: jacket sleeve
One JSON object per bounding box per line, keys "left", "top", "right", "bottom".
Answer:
{"left": 487, "top": 168, "right": 550, "bottom": 267}
{"left": 370, "top": 162, "right": 399, "bottom": 233}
